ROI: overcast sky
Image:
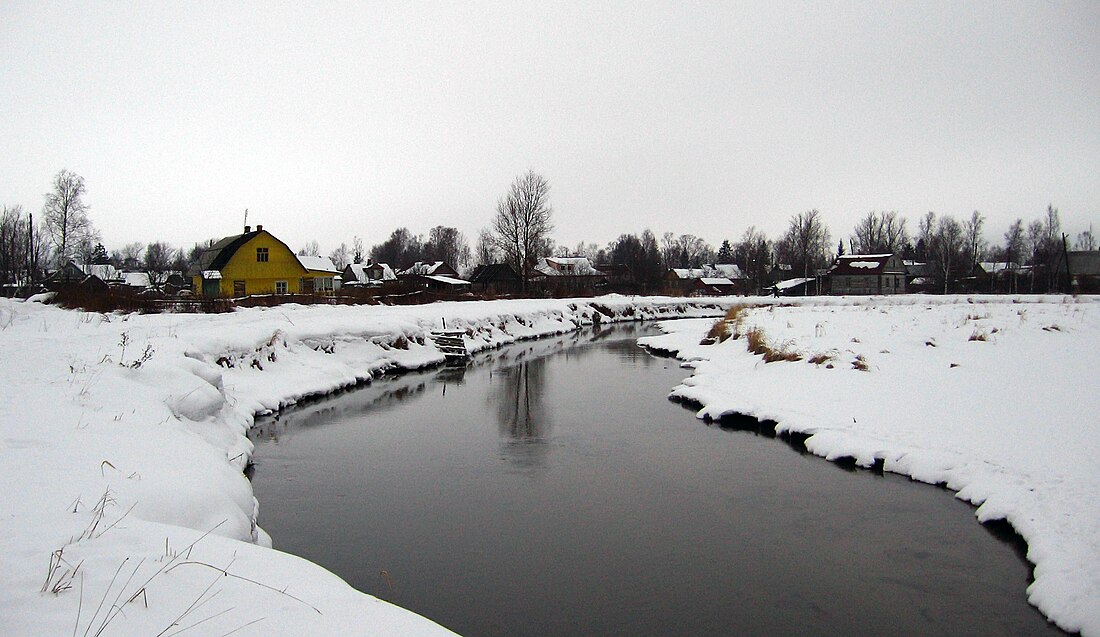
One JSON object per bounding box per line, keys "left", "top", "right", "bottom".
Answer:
{"left": 2, "top": 1, "right": 1098, "bottom": 255}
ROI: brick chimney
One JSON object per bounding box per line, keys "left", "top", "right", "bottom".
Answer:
{"left": 244, "top": 225, "right": 251, "bottom": 233}
{"left": 257, "top": 224, "right": 263, "bottom": 232}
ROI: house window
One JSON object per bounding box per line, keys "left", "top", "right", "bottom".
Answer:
{"left": 257, "top": 247, "right": 269, "bottom": 262}
{"left": 275, "top": 280, "right": 288, "bottom": 294}
{"left": 233, "top": 280, "right": 245, "bottom": 296}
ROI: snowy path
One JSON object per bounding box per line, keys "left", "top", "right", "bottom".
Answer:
{"left": 639, "top": 295, "right": 1100, "bottom": 637}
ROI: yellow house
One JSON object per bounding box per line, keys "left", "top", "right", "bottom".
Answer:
{"left": 192, "top": 225, "right": 325, "bottom": 297}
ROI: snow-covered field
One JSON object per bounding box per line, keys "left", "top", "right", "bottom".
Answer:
{"left": 0, "top": 295, "right": 722, "bottom": 636}
{"left": 639, "top": 295, "right": 1100, "bottom": 637}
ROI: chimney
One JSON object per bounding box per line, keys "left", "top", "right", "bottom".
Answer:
{"left": 244, "top": 225, "right": 251, "bottom": 233}
{"left": 257, "top": 224, "right": 263, "bottom": 232}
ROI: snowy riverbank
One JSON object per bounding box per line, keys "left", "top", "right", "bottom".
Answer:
{"left": 0, "top": 295, "right": 723, "bottom": 636}
{"left": 638, "top": 295, "right": 1100, "bottom": 637}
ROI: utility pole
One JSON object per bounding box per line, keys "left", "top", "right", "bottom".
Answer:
{"left": 27, "top": 212, "right": 33, "bottom": 283}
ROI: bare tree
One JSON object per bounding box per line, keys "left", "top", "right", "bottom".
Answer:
{"left": 474, "top": 227, "right": 501, "bottom": 267}
{"left": 370, "top": 228, "right": 422, "bottom": 268}
{"left": 491, "top": 171, "right": 554, "bottom": 292}
{"left": 0, "top": 205, "right": 31, "bottom": 285}
{"left": 660, "top": 232, "right": 679, "bottom": 266}
{"left": 352, "top": 236, "right": 364, "bottom": 264}
{"left": 143, "top": 241, "right": 174, "bottom": 290}
{"left": 851, "top": 211, "right": 908, "bottom": 255}
{"left": 915, "top": 211, "right": 937, "bottom": 261}
{"left": 962, "top": 210, "right": 987, "bottom": 268}
{"left": 424, "top": 226, "right": 471, "bottom": 271}
{"left": 733, "top": 226, "right": 772, "bottom": 293}
{"left": 112, "top": 242, "right": 145, "bottom": 269}
{"left": 75, "top": 233, "right": 102, "bottom": 268}
{"left": 780, "top": 209, "right": 831, "bottom": 280}
{"left": 1002, "top": 219, "right": 1025, "bottom": 264}
{"left": 1077, "top": 226, "right": 1097, "bottom": 251}
{"left": 329, "top": 243, "right": 351, "bottom": 270}
{"left": 932, "top": 215, "right": 965, "bottom": 293}
{"left": 42, "top": 169, "right": 94, "bottom": 266}
{"left": 298, "top": 240, "right": 321, "bottom": 257}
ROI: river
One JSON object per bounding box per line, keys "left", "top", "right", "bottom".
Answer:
{"left": 248, "top": 323, "right": 1063, "bottom": 636}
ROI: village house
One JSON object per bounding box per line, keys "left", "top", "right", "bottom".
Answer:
{"left": 1068, "top": 251, "right": 1100, "bottom": 293}
{"left": 191, "top": 225, "right": 324, "bottom": 297}
{"left": 766, "top": 263, "right": 793, "bottom": 287}
{"left": 44, "top": 260, "right": 88, "bottom": 285}
{"left": 690, "top": 277, "right": 739, "bottom": 296}
{"left": 829, "top": 254, "right": 907, "bottom": 295}
{"left": 665, "top": 264, "right": 749, "bottom": 296}
{"left": 530, "top": 256, "right": 606, "bottom": 296}
{"left": 467, "top": 263, "right": 522, "bottom": 296}
{"left": 400, "top": 261, "right": 460, "bottom": 278}
{"left": 342, "top": 261, "right": 398, "bottom": 287}
{"left": 392, "top": 261, "right": 468, "bottom": 295}
{"left": 297, "top": 255, "right": 340, "bottom": 293}
{"left": 966, "top": 261, "right": 1024, "bottom": 293}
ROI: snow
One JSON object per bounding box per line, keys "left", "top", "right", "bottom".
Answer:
{"left": 0, "top": 294, "right": 726, "bottom": 636}
{"left": 847, "top": 260, "right": 880, "bottom": 269}
{"left": 424, "top": 275, "right": 470, "bottom": 286}
{"left": 773, "top": 277, "right": 814, "bottom": 290}
{"left": 638, "top": 295, "right": 1100, "bottom": 636}
{"left": 298, "top": 255, "right": 339, "bottom": 273}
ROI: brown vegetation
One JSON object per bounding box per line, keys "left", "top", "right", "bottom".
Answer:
{"left": 745, "top": 327, "right": 802, "bottom": 362}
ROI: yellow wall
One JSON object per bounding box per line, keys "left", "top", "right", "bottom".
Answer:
{"left": 193, "top": 231, "right": 309, "bottom": 297}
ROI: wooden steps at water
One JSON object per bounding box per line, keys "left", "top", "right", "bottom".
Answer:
{"left": 429, "top": 328, "right": 468, "bottom": 363}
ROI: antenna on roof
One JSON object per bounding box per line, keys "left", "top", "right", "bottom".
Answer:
{"left": 243, "top": 208, "right": 249, "bottom": 229}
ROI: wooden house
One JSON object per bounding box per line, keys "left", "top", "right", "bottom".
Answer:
{"left": 343, "top": 261, "right": 398, "bottom": 287}
{"left": 829, "top": 254, "right": 906, "bottom": 295}
{"left": 691, "top": 277, "right": 738, "bottom": 296}
{"left": 191, "top": 225, "right": 317, "bottom": 297}
{"left": 1069, "top": 251, "right": 1100, "bottom": 293}
{"left": 400, "top": 261, "right": 460, "bottom": 278}
{"left": 666, "top": 264, "right": 749, "bottom": 296}
{"left": 467, "top": 263, "right": 522, "bottom": 296}
{"left": 531, "top": 257, "right": 606, "bottom": 296}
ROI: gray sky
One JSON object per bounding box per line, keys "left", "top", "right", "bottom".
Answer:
{"left": 2, "top": 1, "right": 1098, "bottom": 255}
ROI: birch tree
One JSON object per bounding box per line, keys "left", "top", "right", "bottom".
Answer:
{"left": 491, "top": 171, "right": 554, "bottom": 292}
{"left": 42, "top": 169, "right": 94, "bottom": 266}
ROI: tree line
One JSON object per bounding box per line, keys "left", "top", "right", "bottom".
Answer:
{"left": 2, "top": 169, "right": 1096, "bottom": 294}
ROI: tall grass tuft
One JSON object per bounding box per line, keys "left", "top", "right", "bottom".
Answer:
{"left": 701, "top": 304, "right": 752, "bottom": 345}
{"left": 745, "top": 327, "right": 802, "bottom": 362}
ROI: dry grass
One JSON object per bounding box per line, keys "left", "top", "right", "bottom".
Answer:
{"left": 702, "top": 319, "right": 732, "bottom": 344}
{"left": 745, "top": 327, "right": 802, "bottom": 363}
{"left": 701, "top": 304, "right": 752, "bottom": 345}
{"left": 968, "top": 329, "right": 988, "bottom": 342}
{"left": 852, "top": 355, "right": 871, "bottom": 371}
{"left": 807, "top": 352, "right": 836, "bottom": 365}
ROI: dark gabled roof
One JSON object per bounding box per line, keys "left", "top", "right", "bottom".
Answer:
{"left": 191, "top": 229, "right": 305, "bottom": 277}
{"left": 468, "top": 263, "right": 520, "bottom": 283}
{"left": 830, "top": 254, "right": 901, "bottom": 276}
{"left": 191, "top": 231, "right": 260, "bottom": 276}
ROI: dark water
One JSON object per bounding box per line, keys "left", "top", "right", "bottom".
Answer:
{"left": 249, "top": 324, "right": 1064, "bottom": 637}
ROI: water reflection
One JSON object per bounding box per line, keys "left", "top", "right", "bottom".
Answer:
{"left": 490, "top": 357, "right": 551, "bottom": 467}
